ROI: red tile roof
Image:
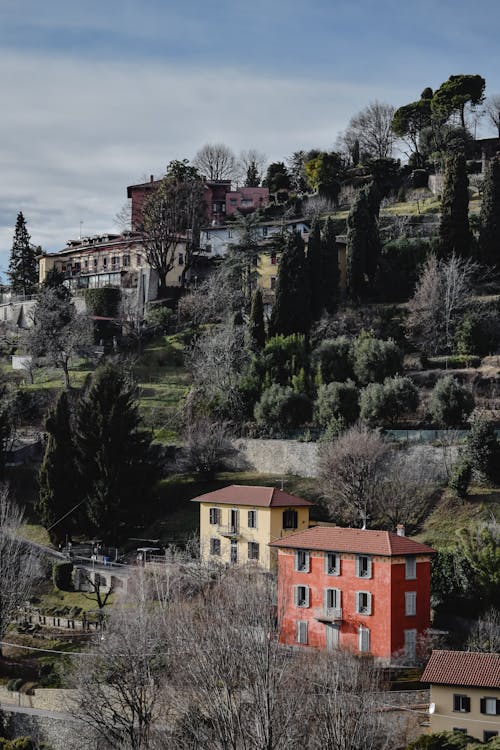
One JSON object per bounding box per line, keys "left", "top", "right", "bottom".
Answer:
{"left": 422, "top": 650, "right": 500, "bottom": 689}
{"left": 191, "top": 485, "right": 314, "bottom": 508}
{"left": 269, "top": 525, "right": 435, "bottom": 556}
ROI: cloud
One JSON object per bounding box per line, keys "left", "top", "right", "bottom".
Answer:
{"left": 0, "top": 48, "right": 410, "bottom": 274}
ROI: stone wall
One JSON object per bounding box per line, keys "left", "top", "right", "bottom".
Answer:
{"left": 236, "top": 438, "right": 457, "bottom": 480}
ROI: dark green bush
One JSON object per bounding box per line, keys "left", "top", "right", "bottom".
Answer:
{"left": 352, "top": 333, "right": 403, "bottom": 385}
{"left": 464, "top": 417, "right": 500, "bottom": 484}
{"left": 376, "top": 238, "right": 430, "bottom": 302}
{"left": 254, "top": 334, "right": 309, "bottom": 389}
{"left": 254, "top": 385, "right": 312, "bottom": 432}
{"left": 52, "top": 561, "right": 73, "bottom": 591}
{"left": 312, "top": 337, "right": 353, "bottom": 383}
{"left": 359, "top": 375, "right": 419, "bottom": 425}
{"left": 84, "top": 287, "right": 121, "bottom": 317}
{"left": 426, "top": 355, "right": 481, "bottom": 369}
{"left": 428, "top": 376, "right": 474, "bottom": 427}
{"left": 410, "top": 169, "right": 429, "bottom": 188}
{"left": 449, "top": 459, "right": 472, "bottom": 499}
{"left": 314, "top": 381, "right": 359, "bottom": 427}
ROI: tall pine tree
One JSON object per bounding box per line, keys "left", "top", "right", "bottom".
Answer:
{"left": 38, "top": 391, "right": 79, "bottom": 544}
{"left": 438, "top": 151, "right": 471, "bottom": 258}
{"left": 362, "top": 182, "right": 381, "bottom": 285}
{"left": 249, "top": 288, "right": 266, "bottom": 352}
{"left": 479, "top": 155, "right": 500, "bottom": 267}
{"left": 308, "top": 221, "right": 324, "bottom": 321}
{"left": 346, "top": 190, "right": 371, "bottom": 301}
{"left": 321, "top": 217, "right": 340, "bottom": 314}
{"left": 269, "top": 231, "right": 310, "bottom": 337}
{"left": 75, "top": 365, "right": 157, "bottom": 544}
{"left": 8, "top": 212, "right": 38, "bottom": 295}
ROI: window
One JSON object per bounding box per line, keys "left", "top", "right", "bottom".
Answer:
{"left": 209, "top": 507, "right": 220, "bottom": 525}
{"left": 136, "top": 254, "right": 142, "bottom": 266}
{"left": 481, "top": 698, "right": 500, "bottom": 715}
{"left": 283, "top": 509, "right": 298, "bottom": 530}
{"left": 325, "top": 588, "right": 341, "bottom": 611}
{"left": 404, "top": 629, "right": 417, "bottom": 663}
{"left": 356, "top": 555, "right": 372, "bottom": 579}
{"left": 295, "top": 549, "right": 310, "bottom": 572}
{"left": 93, "top": 258, "right": 98, "bottom": 268}
{"left": 270, "top": 252, "right": 277, "bottom": 265}
{"left": 356, "top": 591, "right": 372, "bottom": 615}
{"left": 248, "top": 542, "right": 259, "bottom": 561}
{"left": 484, "top": 732, "right": 499, "bottom": 742}
{"left": 406, "top": 556, "right": 416, "bottom": 579}
{"left": 111, "top": 256, "right": 118, "bottom": 267}
{"left": 210, "top": 538, "right": 221, "bottom": 556}
{"left": 230, "top": 539, "right": 238, "bottom": 564}
{"left": 453, "top": 695, "right": 471, "bottom": 713}
{"left": 262, "top": 227, "right": 268, "bottom": 237}
{"left": 270, "top": 276, "right": 277, "bottom": 290}
{"left": 325, "top": 552, "right": 340, "bottom": 576}
{"left": 295, "top": 585, "right": 309, "bottom": 607}
{"left": 241, "top": 198, "right": 253, "bottom": 206}
{"left": 229, "top": 198, "right": 237, "bottom": 206}
{"left": 358, "top": 626, "right": 370, "bottom": 653}
{"left": 227, "top": 229, "right": 233, "bottom": 238}
{"left": 123, "top": 255, "right": 130, "bottom": 267}
{"left": 296, "top": 621, "right": 308, "bottom": 644}
{"left": 84, "top": 260, "right": 88, "bottom": 269}
{"left": 405, "top": 591, "right": 417, "bottom": 616}
{"left": 178, "top": 253, "right": 184, "bottom": 265}
{"left": 248, "top": 510, "right": 257, "bottom": 529}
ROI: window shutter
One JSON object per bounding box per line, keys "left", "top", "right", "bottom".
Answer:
{"left": 356, "top": 592, "right": 360, "bottom": 612}
{"left": 294, "top": 586, "right": 299, "bottom": 607}
{"left": 366, "top": 593, "right": 372, "bottom": 615}
{"left": 481, "top": 698, "right": 487, "bottom": 714}
{"left": 465, "top": 696, "right": 471, "bottom": 712}
{"left": 454, "top": 695, "right": 460, "bottom": 711}
{"left": 497, "top": 699, "right": 500, "bottom": 715}
{"left": 305, "top": 587, "right": 310, "bottom": 608}
{"left": 305, "top": 551, "right": 310, "bottom": 573}
{"left": 356, "top": 557, "right": 360, "bottom": 577}
{"left": 337, "top": 589, "right": 342, "bottom": 609}
{"left": 367, "top": 557, "right": 372, "bottom": 579}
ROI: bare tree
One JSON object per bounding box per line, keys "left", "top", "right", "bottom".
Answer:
{"left": 170, "top": 568, "right": 311, "bottom": 750}
{"left": 235, "top": 148, "right": 267, "bottom": 186}
{"left": 0, "top": 489, "right": 40, "bottom": 655}
{"left": 177, "top": 419, "right": 239, "bottom": 479}
{"left": 307, "top": 648, "right": 403, "bottom": 750}
{"left": 467, "top": 607, "right": 500, "bottom": 652}
{"left": 340, "top": 101, "right": 396, "bottom": 161}
{"left": 114, "top": 200, "right": 132, "bottom": 232}
{"left": 193, "top": 143, "right": 236, "bottom": 181}
{"left": 178, "top": 265, "right": 243, "bottom": 327}
{"left": 483, "top": 94, "right": 500, "bottom": 138}
{"left": 407, "top": 253, "right": 478, "bottom": 355}
{"left": 318, "top": 424, "right": 391, "bottom": 529}
{"left": 71, "top": 570, "right": 179, "bottom": 750}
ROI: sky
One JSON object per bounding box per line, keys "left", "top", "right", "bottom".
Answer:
{"left": 1, "top": 0, "right": 500, "bottom": 277}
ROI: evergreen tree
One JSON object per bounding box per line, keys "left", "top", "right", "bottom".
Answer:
{"left": 245, "top": 162, "right": 260, "bottom": 187}
{"left": 439, "top": 152, "right": 471, "bottom": 258}
{"left": 362, "top": 182, "right": 381, "bottom": 285}
{"left": 38, "top": 392, "right": 79, "bottom": 544}
{"left": 8, "top": 212, "right": 38, "bottom": 295}
{"left": 307, "top": 221, "right": 323, "bottom": 321}
{"left": 321, "top": 217, "right": 340, "bottom": 314}
{"left": 346, "top": 190, "right": 371, "bottom": 300}
{"left": 269, "top": 231, "right": 310, "bottom": 337}
{"left": 249, "top": 288, "right": 266, "bottom": 352}
{"left": 75, "top": 365, "right": 157, "bottom": 544}
{"left": 479, "top": 155, "right": 500, "bottom": 267}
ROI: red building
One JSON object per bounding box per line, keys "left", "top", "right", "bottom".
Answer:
{"left": 271, "top": 525, "right": 435, "bottom": 663}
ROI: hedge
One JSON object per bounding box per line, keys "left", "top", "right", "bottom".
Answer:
{"left": 84, "top": 287, "right": 121, "bottom": 317}
{"left": 52, "top": 561, "right": 73, "bottom": 591}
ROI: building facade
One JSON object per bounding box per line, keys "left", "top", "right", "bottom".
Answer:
{"left": 422, "top": 650, "right": 500, "bottom": 742}
{"left": 271, "top": 525, "right": 435, "bottom": 662}
{"left": 192, "top": 484, "right": 313, "bottom": 571}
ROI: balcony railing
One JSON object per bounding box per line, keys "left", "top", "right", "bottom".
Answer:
{"left": 314, "top": 607, "right": 343, "bottom": 622}
{"left": 217, "top": 525, "right": 240, "bottom": 538}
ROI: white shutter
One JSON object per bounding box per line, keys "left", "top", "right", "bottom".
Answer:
{"left": 304, "top": 551, "right": 310, "bottom": 573}
{"left": 294, "top": 586, "right": 299, "bottom": 607}
{"left": 359, "top": 626, "right": 370, "bottom": 653}
{"left": 405, "top": 591, "right": 416, "bottom": 616}
{"left": 305, "top": 586, "right": 310, "bottom": 608}
{"left": 297, "top": 621, "right": 308, "bottom": 644}
{"left": 366, "top": 592, "right": 372, "bottom": 615}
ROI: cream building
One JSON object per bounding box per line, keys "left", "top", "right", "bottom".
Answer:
{"left": 422, "top": 650, "right": 500, "bottom": 742}
{"left": 192, "top": 484, "right": 314, "bottom": 571}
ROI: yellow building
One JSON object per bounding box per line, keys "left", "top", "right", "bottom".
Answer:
{"left": 422, "top": 650, "right": 500, "bottom": 742}
{"left": 192, "top": 485, "right": 314, "bottom": 571}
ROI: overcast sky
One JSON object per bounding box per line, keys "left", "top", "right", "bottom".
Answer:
{"left": 1, "top": 0, "right": 500, "bottom": 277}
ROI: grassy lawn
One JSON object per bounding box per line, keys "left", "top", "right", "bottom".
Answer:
{"left": 415, "top": 485, "right": 500, "bottom": 550}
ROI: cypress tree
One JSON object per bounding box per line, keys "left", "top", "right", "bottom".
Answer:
{"left": 362, "top": 182, "right": 381, "bottom": 285}
{"left": 321, "top": 217, "right": 340, "bottom": 314}
{"left": 38, "top": 392, "right": 79, "bottom": 544}
{"left": 479, "top": 155, "right": 500, "bottom": 267}
{"left": 346, "top": 190, "right": 371, "bottom": 300}
{"left": 308, "top": 221, "right": 323, "bottom": 321}
{"left": 249, "top": 288, "right": 266, "bottom": 352}
{"left": 8, "top": 212, "right": 38, "bottom": 295}
{"left": 439, "top": 151, "right": 471, "bottom": 258}
{"left": 269, "top": 231, "right": 311, "bottom": 337}
{"left": 75, "top": 365, "right": 157, "bottom": 544}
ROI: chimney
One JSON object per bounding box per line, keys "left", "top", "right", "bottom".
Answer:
{"left": 150, "top": 174, "right": 154, "bottom": 183}
{"left": 396, "top": 524, "right": 405, "bottom": 537}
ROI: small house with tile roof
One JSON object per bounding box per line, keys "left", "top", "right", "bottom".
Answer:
{"left": 270, "top": 525, "right": 435, "bottom": 662}
{"left": 191, "top": 485, "right": 314, "bottom": 570}
{"left": 422, "top": 650, "right": 500, "bottom": 742}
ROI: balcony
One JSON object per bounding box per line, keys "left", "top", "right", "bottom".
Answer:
{"left": 217, "top": 525, "right": 240, "bottom": 538}
{"left": 314, "top": 607, "right": 343, "bottom": 623}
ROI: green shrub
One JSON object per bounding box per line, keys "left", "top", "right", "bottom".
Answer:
{"left": 52, "top": 561, "right": 73, "bottom": 591}
{"left": 449, "top": 459, "right": 472, "bottom": 499}
{"left": 464, "top": 417, "right": 500, "bottom": 484}
{"left": 410, "top": 169, "right": 429, "bottom": 189}
{"left": 376, "top": 238, "right": 430, "bottom": 302}
{"left": 7, "top": 678, "right": 24, "bottom": 692}
{"left": 405, "top": 730, "right": 476, "bottom": 750}
{"left": 455, "top": 308, "right": 500, "bottom": 357}
{"left": 360, "top": 375, "right": 419, "bottom": 425}
{"left": 352, "top": 333, "right": 403, "bottom": 385}
{"left": 426, "top": 355, "right": 481, "bottom": 369}
{"left": 315, "top": 381, "right": 359, "bottom": 427}
{"left": 254, "top": 334, "right": 309, "bottom": 388}
{"left": 254, "top": 384, "right": 312, "bottom": 432}
{"left": 312, "top": 337, "right": 353, "bottom": 383}
{"left": 428, "top": 376, "right": 474, "bottom": 427}
{"left": 84, "top": 287, "right": 121, "bottom": 317}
